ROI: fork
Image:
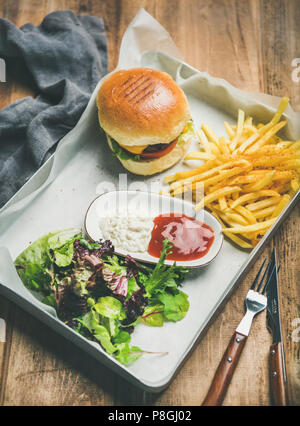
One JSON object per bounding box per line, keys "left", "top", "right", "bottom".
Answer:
{"left": 202, "top": 256, "right": 277, "bottom": 406}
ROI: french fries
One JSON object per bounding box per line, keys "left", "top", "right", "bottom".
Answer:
{"left": 163, "top": 97, "right": 300, "bottom": 249}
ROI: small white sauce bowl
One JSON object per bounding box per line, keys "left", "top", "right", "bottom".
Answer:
{"left": 84, "top": 190, "right": 223, "bottom": 268}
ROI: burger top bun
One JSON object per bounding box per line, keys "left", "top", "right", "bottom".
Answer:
{"left": 97, "top": 68, "right": 190, "bottom": 147}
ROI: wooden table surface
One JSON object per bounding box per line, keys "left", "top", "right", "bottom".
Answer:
{"left": 0, "top": 0, "right": 299, "bottom": 406}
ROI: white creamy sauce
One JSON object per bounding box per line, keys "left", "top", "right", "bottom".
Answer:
{"left": 99, "top": 210, "right": 153, "bottom": 253}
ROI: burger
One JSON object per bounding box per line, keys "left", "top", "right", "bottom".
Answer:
{"left": 96, "top": 68, "right": 194, "bottom": 175}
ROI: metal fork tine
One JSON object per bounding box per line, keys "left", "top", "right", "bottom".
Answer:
{"left": 256, "top": 257, "right": 273, "bottom": 293}
{"left": 250, "top": 258, "right": 266, "bottom": 290}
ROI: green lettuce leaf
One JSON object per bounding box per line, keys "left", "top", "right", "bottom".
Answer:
{"left": 76, "top": 310, "right": 117, "bottom": 354}
{"left": 15, "top": 232, "right": 53, "bottom": 268}
{"left": 158, "top": 290, "right": 190, "bottom": 322}
{"left": 93, "top": 325, "right": 117, "bottom": 354}
{"left": 113, "top": 330, "right": 131, "bottom": 344}
{"left": 110, "top": 138, "right": 141, "bottom": 162}
{"left": 114, "top": 343, "right": 143, "bottom": 365}
{"left": 178, "top": 120, "right": 195, "bottom": 145}
{"left": 93, "top": 296, "right": 126, "bottom": 320}
{"left": 126, "top": 276, "right": 140, "bottom": 300}
{"left": 47, "top": 228, "right": 81, "bottom": 267}
{"left": 15, "top": 229, "right": 81, "bottom": 293}
{"left": 141, "top": 304, "right": 165, "bottom": 327}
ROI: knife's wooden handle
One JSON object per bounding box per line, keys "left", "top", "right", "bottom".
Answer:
{"left": 270, "top": 342, "right": 288, "bottom": 406}
{"left": 202, "top": 332, "right": 247, "bottom": 406}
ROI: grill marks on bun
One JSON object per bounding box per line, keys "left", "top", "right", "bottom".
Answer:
{"left": 115, "top": 75, "right": 155, "bottom": 105}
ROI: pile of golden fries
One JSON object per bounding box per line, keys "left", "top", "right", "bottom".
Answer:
{"left": 163, "top": 97, "right": 300, "bottom": 248}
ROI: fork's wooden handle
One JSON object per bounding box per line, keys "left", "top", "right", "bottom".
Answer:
{"left": 202, "top": 332, "right": 247, "bottom": 406}
{"left": 270, "top": 342, "right": 288, "bottom": 406}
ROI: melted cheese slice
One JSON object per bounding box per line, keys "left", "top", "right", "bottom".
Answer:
{"left": 119, "top": 143, "right": 149, "bottom": 155}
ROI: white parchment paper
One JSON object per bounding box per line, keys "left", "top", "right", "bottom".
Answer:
{"left": 0, "top": 9, "right": 299, "bottom": 391}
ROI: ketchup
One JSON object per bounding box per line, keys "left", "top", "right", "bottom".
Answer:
{"left": 148, "top": 213, "right": 214, "bottom": 261}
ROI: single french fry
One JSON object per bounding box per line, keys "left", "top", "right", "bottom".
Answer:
{"left": 243, "top": 170, "right": 275, "bottom": 192}
{"left": 184, "top": 152, "right": 215, "bottom": 161}
{"left": 237, "top": 130, "right": 260, "bottom": 153}
{"left": 222, "top": 218, "right": 276, "bottom": 234}
{"left": 253, "top": 206, "right": 276, "bottom": 219}
{"left": 201, "top": 123, "right": 219, "bottom": 145}
{"left": 271, "top": 194, "right": 291, "bottom": 218}
{"left": 195, "top": 186, "right": 241, "bottom": 211}
{"left": 270, "top": 97, "right": 290, "bottom": 126}
{"left": 164, "top": 159, "right": 216, "bottom": 184}
{"left": 197, "top": 129, "right": 212, "bottom": 154}
{"left": 230, "top": 109, "right": 245, "bottom": 151}
{"left": 219, "top": 196, "right": 228, "bottom": 211}
{"left": 230, "top": 190, "right": 280, "bottom": 209}
{"left": 246, "top": 197, "right": 280, "bottom": 211}
{"left": 224, "top": 121, "right": 235, "bottom": 139}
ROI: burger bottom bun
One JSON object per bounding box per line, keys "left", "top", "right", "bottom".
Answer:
{"left": 106, "top": 135, "right": 191, "bottom": 176}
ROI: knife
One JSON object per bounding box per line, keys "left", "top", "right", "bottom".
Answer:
{"left": 267, "top": 248, "right": 288, "bottom": 406}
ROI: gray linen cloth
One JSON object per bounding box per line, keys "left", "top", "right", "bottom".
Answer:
{"left": 0, "top": 10, "right": 108, "bottom": 207}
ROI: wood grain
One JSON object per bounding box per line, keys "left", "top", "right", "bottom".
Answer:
{"left": 0, "top": 0, "right": 299, "bottom": 406}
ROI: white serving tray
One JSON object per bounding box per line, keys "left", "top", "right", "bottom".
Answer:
{"left": 0, "top": 10, "right": 299, "bottom": 392}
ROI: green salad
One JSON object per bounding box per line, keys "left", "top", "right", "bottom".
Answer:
{"left": 14, "top": 229, "right": 190, "bottom": 365}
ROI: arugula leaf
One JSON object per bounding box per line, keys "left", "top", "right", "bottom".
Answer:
{"left": 78, "top": 239, "right": 102, "bottom": 251}
{"left": 144, "top": 239, "right": 189, "bottom": 298}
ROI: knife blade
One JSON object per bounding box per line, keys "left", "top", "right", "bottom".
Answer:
{"left": 266, "top": 248, "right": 288, "bottom": 406}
